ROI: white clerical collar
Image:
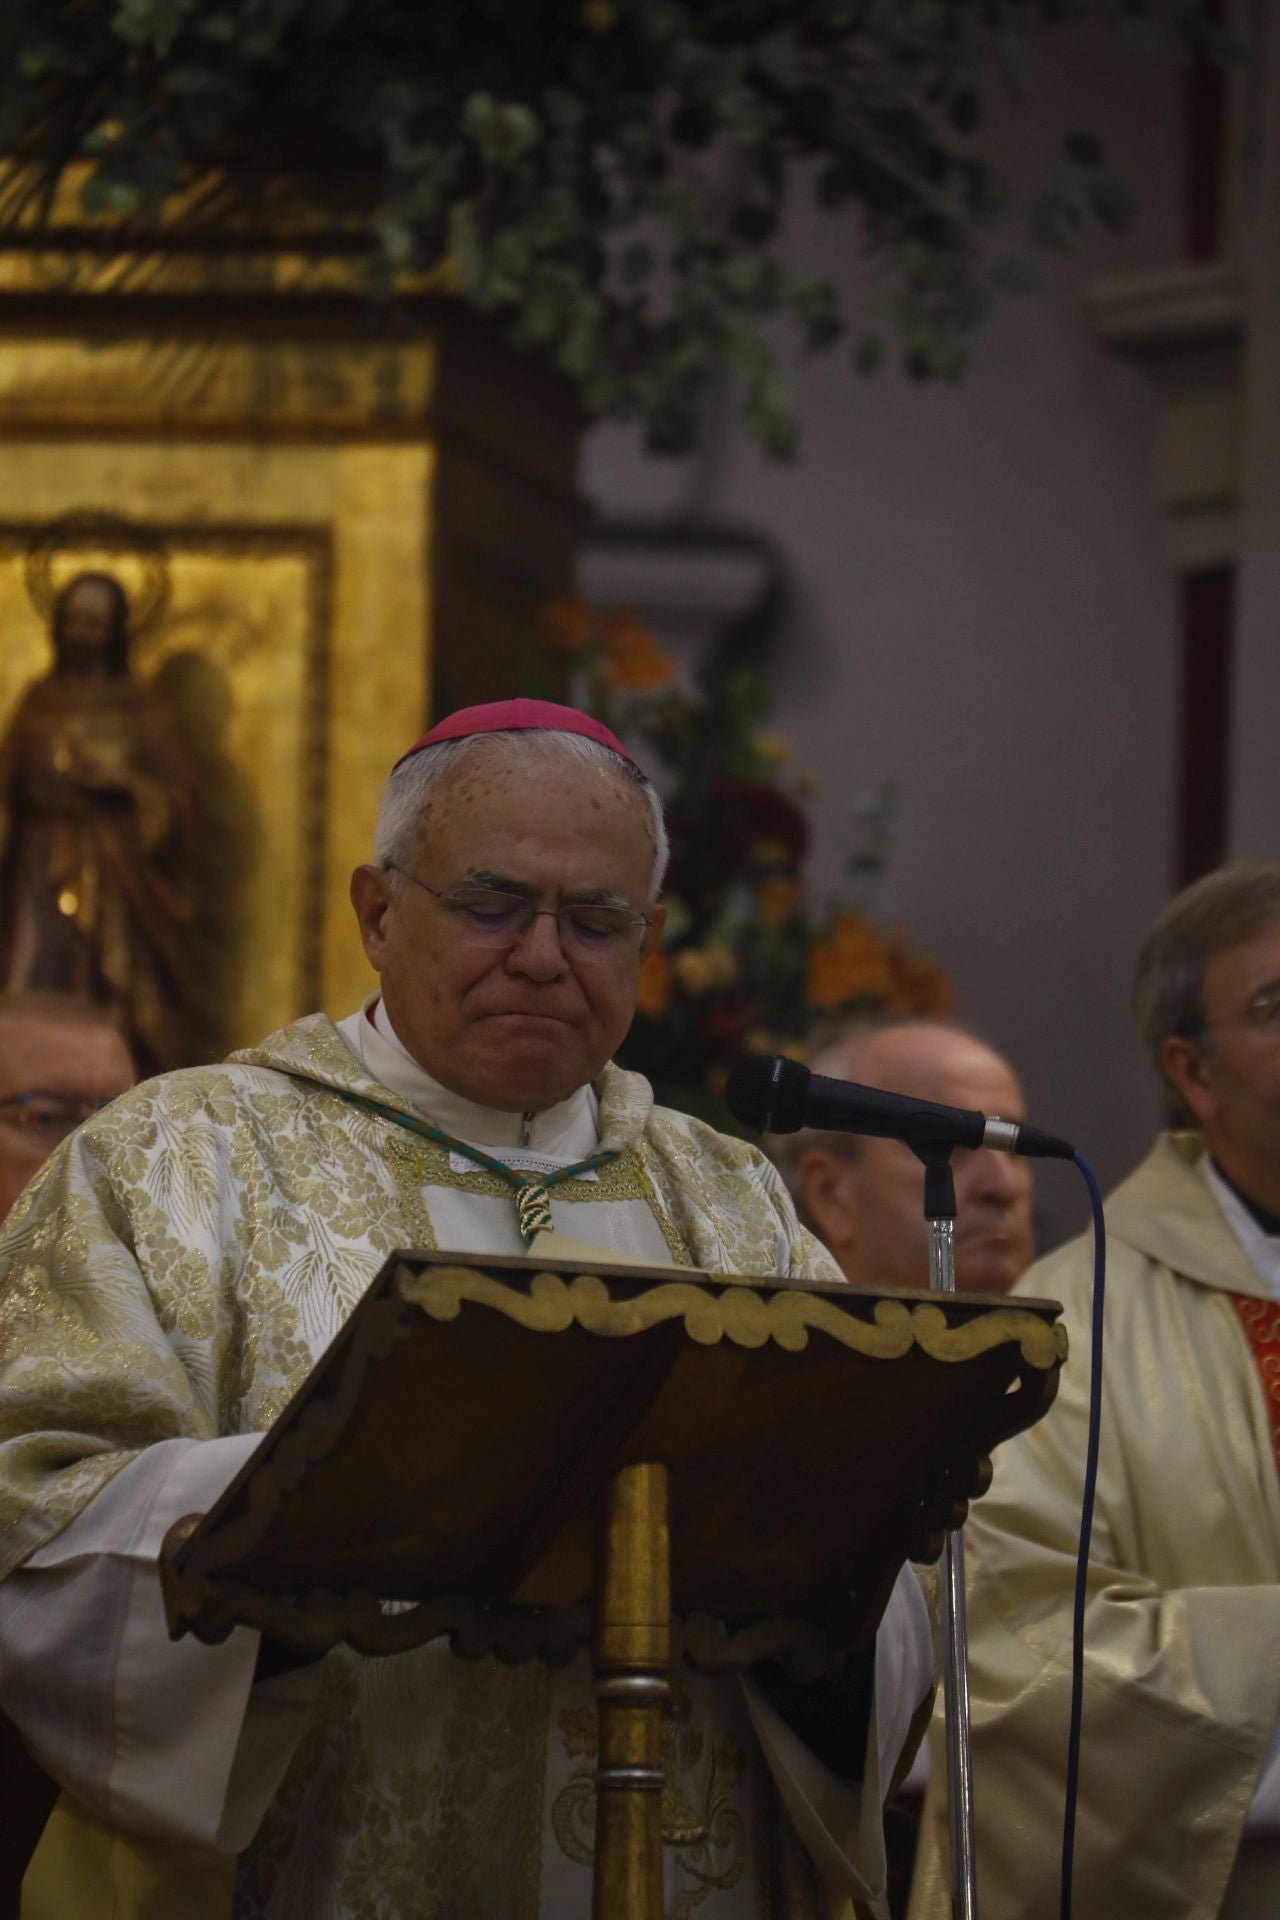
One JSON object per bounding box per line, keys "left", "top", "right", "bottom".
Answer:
{"left": 1202, "top": 1155, "right": 1280, "bottom": 1304}
{"left": 338, "top": 994, "right": 600, "bottom": 1155}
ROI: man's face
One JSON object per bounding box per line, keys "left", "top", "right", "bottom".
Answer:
{"left": 797, "top": 1025, "right": 1034, "bottom": 1295}
{"left": 56, "top": 579, "right": 118, "bottom": 671}
{"left": 0, "top": 1013, "right": 136, "bottom": 1221}
{"left": 1163, "top": 917, "right": 1280, "bottom": 1200}
{"left": 350, "top": 751, "right": 665, "bottom": 1112}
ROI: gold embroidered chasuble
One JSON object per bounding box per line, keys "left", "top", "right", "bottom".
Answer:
{"left": 0, "top": 1013, "right": 895, "bottom": 1920}
{"left": 909, "top": 1133, "right": 1280, "bottom": 1920}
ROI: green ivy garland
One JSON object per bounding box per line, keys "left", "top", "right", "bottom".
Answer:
{"left": 0, "top": 0, "right": 1235, "bottom": 453}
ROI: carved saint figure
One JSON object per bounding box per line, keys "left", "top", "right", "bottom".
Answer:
{"left": 0, "top": 572, "right": 196, "bottom": 1071}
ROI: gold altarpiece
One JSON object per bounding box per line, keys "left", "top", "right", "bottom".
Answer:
{"left": 0, "top": 186, "right": 582, "bottom": 1046}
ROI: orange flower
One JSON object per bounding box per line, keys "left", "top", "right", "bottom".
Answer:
{"left": 674, "top": 949, "right": 715, "bottom": 995}
{"left": 636, "top": 948, "right": 673, "bottom": 1017}
{"left": 884, "top": 927, "right": 954, "bottom": 1017}
{"left": 804, "top": 913, "right": 893, "bottom": 1010}
{"left": 758, "top": 877, "right": 799, "bottom": 933}
{"left": 705, "top": 946, "right": 739, "bottom": 988}
{"left": 743, "top": 1028, "right": 779, "bottom": 1056}
{"left": 540, "top": 595, "right": 592, "bottom": 654}
{"left": 752, "top": 731, "right": 791, "bottom": 768}
{"left": 673, "top": 946, "right": 738, "bottom": 995}
{"left": 602, "top": 614, "right": 675, "bottom": 691}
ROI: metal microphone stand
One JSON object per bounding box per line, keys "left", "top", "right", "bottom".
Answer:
{"left": 915, "top": 1145, "right": 978, "bottom": 1920}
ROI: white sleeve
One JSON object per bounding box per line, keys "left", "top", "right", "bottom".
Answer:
{"left": 1248, "top": 1708, "right": 1280, "bottom": 1835}
{"left": 741, "top": 1562, "right": 933, "bottom": 1908}
{"left": 0, "top": 1435, "right": 322, "bottom": 1852}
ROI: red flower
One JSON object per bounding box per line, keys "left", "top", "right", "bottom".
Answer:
{"left": 709, "top": 779, "right": 808, "bottom": 872}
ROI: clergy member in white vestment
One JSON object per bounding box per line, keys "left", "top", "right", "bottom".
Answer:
{"left": 909, "top": 862, "right": 1280, "bottom": 1920}
{"left": 0, "top": 700, "right": 934, "bottom": 1920}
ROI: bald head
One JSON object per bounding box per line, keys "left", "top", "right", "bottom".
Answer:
{"left": 789, "top": 1021, "right": 1034, "bottom": 1295}
{"left": 813, "top": 1022, "right": 1025, "bottom": 1117}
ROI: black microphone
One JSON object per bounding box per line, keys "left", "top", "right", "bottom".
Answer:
{"left": 724, "top": 1052, "right": 1075, "bottom": 1160}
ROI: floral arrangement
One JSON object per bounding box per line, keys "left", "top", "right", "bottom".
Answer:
{"left": 538, "top": 597, "right": 952, "bottom": 1123}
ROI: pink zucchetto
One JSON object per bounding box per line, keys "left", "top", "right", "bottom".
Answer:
{"left": 393, "top": 698, "right": 640, "bottom": 771}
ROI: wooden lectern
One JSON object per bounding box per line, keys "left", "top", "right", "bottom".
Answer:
{"left": 160, "top": 1251, "right": 1065, "bottom": 1918}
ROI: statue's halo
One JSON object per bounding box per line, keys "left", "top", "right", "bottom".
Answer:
{"left": 24, "top": 510, "right": 172, "bottom": 637}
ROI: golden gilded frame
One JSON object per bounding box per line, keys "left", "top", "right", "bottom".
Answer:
{"left": 0, "top": 515, "right": 333, "bottom": 1036}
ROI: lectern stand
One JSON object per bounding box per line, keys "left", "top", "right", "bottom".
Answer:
{"left": 160, "top": 1251, "right": 1065, "bottom": 1919}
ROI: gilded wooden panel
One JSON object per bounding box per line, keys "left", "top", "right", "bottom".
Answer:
{"left": 0, "top": 243, "right": 581, "bottom": 1050}
{"left": 0, "top": 441, "right": 431, "bottom": 1045}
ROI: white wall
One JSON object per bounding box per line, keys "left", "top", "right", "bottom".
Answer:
{"left": 1232, "top": 8, "right": 1280, "bottom": 857}
{"left": 582, "top": 26, "right": 1187, "bottom": 1247}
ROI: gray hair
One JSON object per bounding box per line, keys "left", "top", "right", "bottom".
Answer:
{"left": 373, "top": 728, "right": 669, "bottom": 900}
{"left": 1133, "top": 862, "right": 1280, "bottom": 1112}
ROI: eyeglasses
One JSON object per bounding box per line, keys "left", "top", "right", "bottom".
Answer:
{"left": 384, "top": 866, "right": 651, "bottom": 956}
{"left": 0, "top": 1089, "right": 111, "bottom": 1146}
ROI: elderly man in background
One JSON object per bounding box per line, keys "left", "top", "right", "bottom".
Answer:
{"left": 0, "top": 991, "right": 136, "bottom": 1917}
{"left": 775, "top": 1019, "right": 1035, "bottom": 1296}
{"left": 911, "top": 862, "right": 1280, "bottom": 1920}
{"left": 0, "top": 989, "right": 136, "bottom": 1223}
{"left": 771, "top": 1018, "right": 1034, "bottom": 1917}
{"left": 0, "top": 700, "right": 933, "bottom": 1920}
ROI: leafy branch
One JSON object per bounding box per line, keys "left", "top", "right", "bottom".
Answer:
{"left": 0, "top": 0, "right": 1238, "bottom": 453}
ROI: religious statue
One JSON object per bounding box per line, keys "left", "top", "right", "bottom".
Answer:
{"left": 0, "top": 570, "right": 198, "bottom": 1072}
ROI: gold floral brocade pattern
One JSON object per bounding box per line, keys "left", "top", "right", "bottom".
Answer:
{"left": 0, "top": 1012, "right": 850, "bottom": 1917}
{"left": 553, "top": 1678, "right": 749, "bottom": 1919}
{"left": 237, "top": 1651, "right": 552, "bottom": 1920}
